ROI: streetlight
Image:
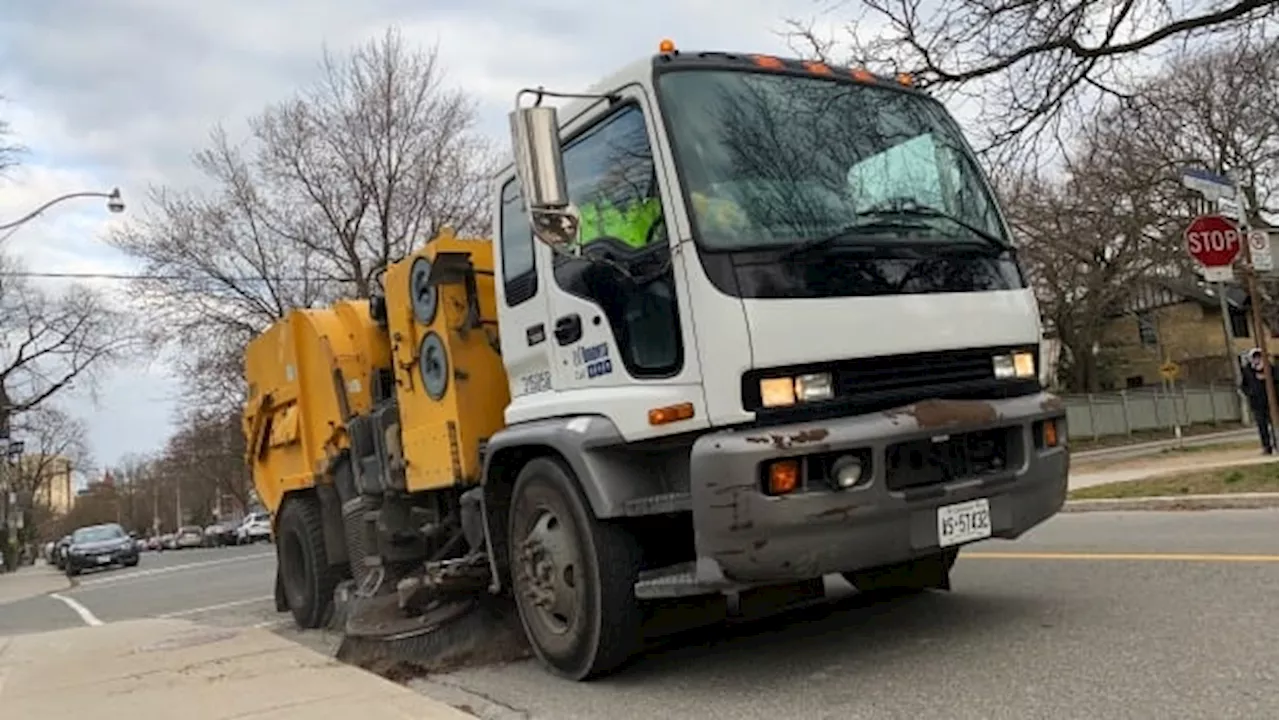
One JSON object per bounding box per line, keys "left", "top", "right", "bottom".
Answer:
{"left": 0, "top": 188, "right": 125, "bottom": 233}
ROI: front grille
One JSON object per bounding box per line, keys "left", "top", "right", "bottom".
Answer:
{"left": 741, "top": 346, "right": 1039, "bottom": 422}
{"left": 835, "top": 346, "right": 997, "bottom": 398}
{"left": 885, "top": 427, "right": 1015, "bottom": 492}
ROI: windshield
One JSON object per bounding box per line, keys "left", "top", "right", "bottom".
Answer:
{"left": 73, "top": 525, "right": 125, "bottom": 543}
{"left": 656, "top": 69, "right": 1008, "bottom": 251}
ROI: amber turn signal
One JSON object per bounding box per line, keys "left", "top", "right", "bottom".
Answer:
{"left": 1042, "top": 419, "right": 1059, "bottom": 448}
{"left": 766, "top": 459, "right": 799, "bottom": 495}
{"left": 648, "top": 402, "right": 695, "bottom": 425}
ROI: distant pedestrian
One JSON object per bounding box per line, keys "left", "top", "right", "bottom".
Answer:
{"left": 1239, "top": 349, "right": 1278, "bottom": 455}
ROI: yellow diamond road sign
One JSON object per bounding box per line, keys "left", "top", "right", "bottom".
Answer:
{"left": 1159, "top": 362, "right": 1180, "bottom": 380}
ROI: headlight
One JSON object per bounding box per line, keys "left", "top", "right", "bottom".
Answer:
{"left": 795, "top": 373, "right": 833, "bottom": 401}
{"left": 759, "top": 372, "right": 835, "bottom": 407}
{"left": 993, "top": 351, "right": 1036, "bottom": 379}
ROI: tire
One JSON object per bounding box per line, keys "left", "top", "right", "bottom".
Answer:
{"left": 507, "top": 457, "right": 643, "bottom": 681}
{"left": 277, "top": 496, "right": 343, "bottom": 629}
{"left": 842, "top": 548, "right": 960, "bottom": 594}
{"left": 125, "top": 558, "right": 139, "bottom": 567}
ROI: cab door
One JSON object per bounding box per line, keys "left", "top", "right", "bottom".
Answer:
{"left": 540, "top": 86, "right": 708, "bottom": 439}
{"left": 494, "top": 177, "right": 559, "bottom": 423}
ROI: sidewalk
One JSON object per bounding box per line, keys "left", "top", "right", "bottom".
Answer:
{"left": 0, "top": 618, "right": 475, "bottom": 719}
{"left": 0, "top": 563, "right": 68, "bottom": 606}
{"left": 1071, "top": 428, "right": 1255, "bottom": 462}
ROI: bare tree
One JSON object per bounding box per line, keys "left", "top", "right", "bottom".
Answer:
{"left": 786, "top": 0, "right": 1277, "bottom": 167}
{"left": 1003, "top": 140, "right": 1177, "bottom": 391}
{"left": 1090, "top": 35, "right": 1278, "bottom": 218}
{"left": 0, "top": 95, "right": 23, "bottom": 176}
{"left": 10, "top": 406, "right": 91, "bottom": 543}
{"left": 254, "top": 26, "right": 497, "bottom": 296}
{"left": 0, "top": 253, "right": 134, "bottom": 436}
{"left": 161, "top": 409, "right": 252, "bottom": 520}
{"left": 111, "top": 26, "right": 497, "bottom": 413}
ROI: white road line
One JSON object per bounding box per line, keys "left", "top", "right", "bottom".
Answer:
{"left": 252, "top": 619, "right": 292, "bottom": 630}
{"left": 156, "top": 595, "right": 274, "bottom": 619}
{"left": 50, "top": 593, "right": 104, "bottom": 627}
{"left": 76, "top": 552, "right": 274, "bottom": 588}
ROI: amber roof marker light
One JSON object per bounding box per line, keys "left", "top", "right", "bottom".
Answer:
{"left": 659, "top": 38, "right": 677, "bottom": 54}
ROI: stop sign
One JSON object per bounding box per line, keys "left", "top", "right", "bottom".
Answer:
{"left": 1184, "top": 214, "right": 1243, "bottom": 267}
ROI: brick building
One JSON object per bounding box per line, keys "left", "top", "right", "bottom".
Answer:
{"left": 1102, "top": 277, "right": 1277, "bottom": 388}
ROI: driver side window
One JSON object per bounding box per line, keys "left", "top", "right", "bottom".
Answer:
{"left": 554, "top": 103, "right": 683, "bottom": 379}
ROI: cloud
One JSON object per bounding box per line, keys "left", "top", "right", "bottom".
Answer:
{"left": 0, "top": 0, "right": 933, "bottom": 467}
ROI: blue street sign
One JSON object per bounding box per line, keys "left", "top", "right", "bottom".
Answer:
{"left": 1180, "top": 167, "right": 1237, "bottom": 201}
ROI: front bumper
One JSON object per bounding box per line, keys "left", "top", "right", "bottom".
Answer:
{"left": 68, "top": 546, "right": 138, "bottom": 569}
{"left": 689, "top": 392, "right": 1068, "bottom": 585}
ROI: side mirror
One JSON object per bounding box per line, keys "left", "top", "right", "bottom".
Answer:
{"left": 509, "top": 105, "right": 581, "bottom": 254}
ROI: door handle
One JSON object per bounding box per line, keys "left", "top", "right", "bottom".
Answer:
{"left": 554, "top": 314, "right": 582, "bottom": 346}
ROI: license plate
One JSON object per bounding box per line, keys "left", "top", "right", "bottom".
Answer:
{"left": 937, "top": 498, "right": 991, "bottom": 547}
{"left": 96, "top": 555, "right": 112, "bottom": 564}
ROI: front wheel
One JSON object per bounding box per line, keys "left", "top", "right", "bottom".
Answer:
{"left": 508, "top": 457, "right": 644, "bottom": 681}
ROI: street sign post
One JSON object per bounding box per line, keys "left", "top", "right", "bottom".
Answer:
{"left": 1179, "top": 166, "right": 1277, "bottom": 433}
{"left": 1184, "top": 214, "right": 1242, "bottom": 282}
{"left": 1159, "top": 361, "right": 1180, "bottom": 381}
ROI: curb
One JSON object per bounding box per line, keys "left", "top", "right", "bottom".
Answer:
{"left": 1063, "top": 492, "right": 1278, "bottom": 512}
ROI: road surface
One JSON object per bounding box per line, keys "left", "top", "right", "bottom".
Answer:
{"left": 0, "top": 543, "right": 277, "bottom": 637}
{"left": 1, "top": 511, "right": 1275, "bottom": 720}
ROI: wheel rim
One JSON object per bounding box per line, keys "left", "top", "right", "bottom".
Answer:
{"left": 516, "top": 505, "right": 583, "bottom": 637}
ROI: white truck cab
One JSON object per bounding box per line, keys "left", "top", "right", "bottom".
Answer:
{"left": 478, "top": 44, "right": 1069, "bottom": 678}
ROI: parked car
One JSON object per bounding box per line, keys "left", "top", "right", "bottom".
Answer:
{"left": 52, "top": 535, "right": 72, "bottom": 569}
{"left": 203, "top": 522, "right": 237, "bottom": 547}
{"left": 174, "top": 525, "right": 205, "bottom": 549}
{"left": 64, "top": 523, "right": 139, "bottom": 576}
{"left": 236, "top": 512, "right": 271, "bottom": 544}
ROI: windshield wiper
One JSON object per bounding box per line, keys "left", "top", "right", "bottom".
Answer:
{"left": 861, "top": 207, "right": 1010, "bottom": 251}
{"left": 780, "top": 218, "right": 932, "bottom": 260}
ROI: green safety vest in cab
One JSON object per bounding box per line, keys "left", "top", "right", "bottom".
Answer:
{"left": 577, "top": 193, "right": 749, "bottom": 248}
{"left": 578, "top": 197, "right": 662, "bottom": 249}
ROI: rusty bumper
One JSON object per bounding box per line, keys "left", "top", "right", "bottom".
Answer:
{"left": 688, "top": 392, "right": 1068, "bottom": 585}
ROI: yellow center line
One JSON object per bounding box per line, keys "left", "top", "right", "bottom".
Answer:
{"left": 963, "top": 551, "right": 1279, "bottom": 563}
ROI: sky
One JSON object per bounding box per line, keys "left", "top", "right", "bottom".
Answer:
{"left": 0, "top": 0, "right": 865, "bottom": 473}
